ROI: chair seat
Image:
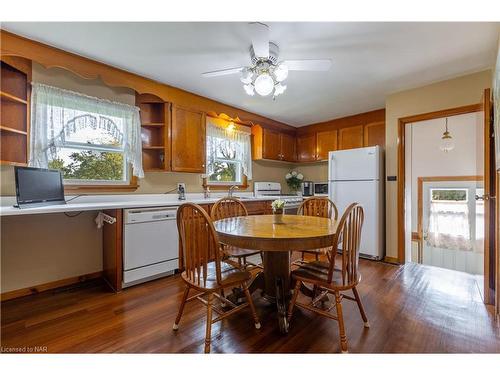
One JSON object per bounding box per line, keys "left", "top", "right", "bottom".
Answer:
{"left": 181, "top": 260, "right": 252, "bottom": 291}
{"left": 291, "top": 260, "right": 360, "bottom": 289}
{"left": 223, "top": 245, "right": 261, "bottom": 258}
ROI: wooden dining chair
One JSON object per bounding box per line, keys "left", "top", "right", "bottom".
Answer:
{"left": 173, "top": 203, "right": 261, "bottom": 353}
{"left": 294, "top": 197, "right": 339, "bottom": 264}
{"left": 211, "top": 197, "right": 263, "bottom": 270}
{"left": 287, "top": 203, "right": 369, "bottom": 353}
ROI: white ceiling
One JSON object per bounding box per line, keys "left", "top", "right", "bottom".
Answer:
{"left": 3, "top": 22, "right": 499, "bottom": 126}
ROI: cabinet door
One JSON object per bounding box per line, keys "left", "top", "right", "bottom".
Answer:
{"left": 171, "top": 106, "right": 206, "bottom": 172}
{"left": 338, "top": 125, "right": 364, "bottom": 150}
{"left": 364, "top": 121, "right": 385, "bottom": 147}
{"left": 296, "top": 133, "right": 317, "bottom": 162}
{"left": 280, "top": 133, "right": 296, "bottom": 162}
{"left": 316, "top": 129, "right": 338, "bottom": 160}
{"left": 262, "top": 128, "right": 282, "bottom": 160}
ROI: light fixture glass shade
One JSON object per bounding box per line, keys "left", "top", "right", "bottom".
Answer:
{"left": 440, "top": 132, "right": 455, "bottom": 152}
{"left": 240, "top": 67, "right": 253, "bottom": 84}
{"left": 274, "top": 63, "right": 289, "bottom": 82}
{"left": 254, "top": 73, "right": 274, "bottom": 96}
{"left": 274, "top": 82, "right": 287, "bottom": 96}
{"left": 243, "top": 83, "right": 255, "bottom": 96}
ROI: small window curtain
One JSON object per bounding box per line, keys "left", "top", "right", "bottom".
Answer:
{"left": 206, "top": 116, "right": 252, "bottom": 180}
{"left": 426, "top": 201, "right": 473, "bottom": 251}
{"left": 30, "top": 83, "right": 144, "bottom": 178}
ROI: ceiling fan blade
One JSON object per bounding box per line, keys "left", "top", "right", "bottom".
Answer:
{"left": 249, "top": 22, "right": 270, "bottom": 58}
{"left": 201, "top": 67, "right": 244, "bottom": 78}
{"left": 284, "top": 59, "right": 332, "bottom": 71}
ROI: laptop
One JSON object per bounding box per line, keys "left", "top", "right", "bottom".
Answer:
{"left": 14, "top": 166, "right": 66, "bottom": 208}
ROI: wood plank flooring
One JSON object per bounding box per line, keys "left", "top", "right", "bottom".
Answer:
{"left": 1, "top": 260, "right": 499, "bottom": 353}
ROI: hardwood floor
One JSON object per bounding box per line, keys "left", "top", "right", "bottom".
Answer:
{"left": 1, "top": 260, "right": 499, "bottom": 353}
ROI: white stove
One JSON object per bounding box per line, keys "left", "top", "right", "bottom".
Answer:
{"left": 254, "top": 182, "right": 303, "bottom": 214}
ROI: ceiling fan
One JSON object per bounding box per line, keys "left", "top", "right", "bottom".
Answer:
{"left": 201, "top": 22, "right": 332, "bottom": 98}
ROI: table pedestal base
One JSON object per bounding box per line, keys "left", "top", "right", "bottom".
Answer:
{"left": 263, "top": 251, "right": 291, "bottom": 333}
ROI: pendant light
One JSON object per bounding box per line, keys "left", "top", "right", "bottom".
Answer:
{"left": 439, "top": 117, "right": 455, "bottom": 153}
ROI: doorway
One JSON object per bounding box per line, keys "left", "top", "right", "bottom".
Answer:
{"left": 397, "top": 93, "right": 495, "bottom": 305}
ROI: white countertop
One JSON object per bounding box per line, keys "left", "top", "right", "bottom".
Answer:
{"left": 0, "top": 193, "right": 278, "bottom": 217}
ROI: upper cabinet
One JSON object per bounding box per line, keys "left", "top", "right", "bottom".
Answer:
{"left": 252, "top": 125, "right": 296, "bottom": 162}
{"left": 338, "top": 125, "right": 364, "bottom": 150}
{"left": 316, "top": 129, "right": 338, "bottom": 161}
{"left": 363, "top": 121, "right": 385, "bottom": 148}
{"left": 171, "top": 105, "right": 206, "bottom": 173}
{"left": 296, "top": 133, "right": 316, "bottom": 162}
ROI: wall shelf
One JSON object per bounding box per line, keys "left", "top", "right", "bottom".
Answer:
{"left": 1, "top": 90, "right": 28, "bottom": 104}
{"left": 0, "top": 125, "right": 28, "bottom": 135}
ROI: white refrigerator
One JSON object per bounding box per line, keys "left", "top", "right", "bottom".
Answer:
{"left": 328, "top": 146, "right": 385, "bottom": 260}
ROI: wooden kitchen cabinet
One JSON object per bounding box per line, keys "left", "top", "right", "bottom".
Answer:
{"left": 252, "top": 125, "right": 296, "bottom": 162}
{"left": 171, "top": 105, "right": 206, "bottom": 173}
{"left": 338, "top": 125, "right": 364, "bottom": 150}
{"left": 364, "top": 121, "right": 385, "bottom": 148}
{"left": 280, "top": 132, "right": 296, "bottom": 162}
{"left": 296, "top": 133, "right": 317, "bottom": 162}
{"left": 316, "top": 129, "right": 338, "bottom": 160}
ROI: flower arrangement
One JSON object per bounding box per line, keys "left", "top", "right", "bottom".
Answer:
{"left": 285, "top": 171, "right": 304, "bottom": 192}
{"left": 271, "top": 199, "right": 285, "bottom": 213}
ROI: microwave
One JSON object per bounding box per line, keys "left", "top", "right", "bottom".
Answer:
{"left": 314, "top": 182, "right": 328, "bottom": 196}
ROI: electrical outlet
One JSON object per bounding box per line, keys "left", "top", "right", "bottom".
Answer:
{"left": 177, "top": 183, "right": 186, "bottom": 192}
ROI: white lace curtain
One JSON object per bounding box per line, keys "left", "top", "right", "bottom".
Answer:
{"left": 426, "top": 201, "right": 473, "bottom": 251}
{"left": 206, "top": 116, "right": 252, "bottom": 180}
{"left": 30, "top": 83, "right": 144, "bottom": 178}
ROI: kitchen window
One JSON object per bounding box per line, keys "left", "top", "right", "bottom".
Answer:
{"left": 29, "top": 83, "right": 144, "bottom": 189}
{"left": 205, "top": 116, "right": 252, "bottom": 187}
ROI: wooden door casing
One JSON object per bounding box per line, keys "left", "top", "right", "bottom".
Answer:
{"left": 297, "top": 133, "right": 317, "bottom": 162}
{"left": 171, "top": 106, "right": 206, "bottom": 173}
{"left": 316, "top": 129, "right": 338, "bottom": 160}
{"left": 338, "top": 125, "right": 364, "bottom": 150}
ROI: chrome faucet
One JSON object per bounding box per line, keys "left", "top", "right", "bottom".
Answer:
{"left": 228, "top": 185, "right": 239, "bottom": 198}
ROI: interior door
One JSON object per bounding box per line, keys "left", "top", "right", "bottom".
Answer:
{"left": 479, "top": 88, "right": 495, "bottom": 305}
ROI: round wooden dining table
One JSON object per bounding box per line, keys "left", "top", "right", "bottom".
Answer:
{"left": 214, "top": 214, "right": 338, "bottom": 333}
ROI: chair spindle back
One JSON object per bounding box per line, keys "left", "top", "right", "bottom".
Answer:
{"left": 328, "top": 203, "right": 364, "bottom": 287}
{"left": 210, "top": 197, "right": 248, "bottom": 221}
{"left": 298, "top": 197, "right": 338, "bottom": 220}
{"left": 177, "top": 203, "right": 222, "bottom": 288}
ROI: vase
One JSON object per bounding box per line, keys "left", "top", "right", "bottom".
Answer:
{"left": 273, "top": 209, "right": 284, "bottom": 224}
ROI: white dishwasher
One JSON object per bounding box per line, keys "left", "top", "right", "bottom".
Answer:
{"left": 123, "top": 206, "right": 179, "bottom": 287}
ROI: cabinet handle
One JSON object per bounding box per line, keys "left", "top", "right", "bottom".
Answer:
{"left": 202, "top": 164, "right": 205, "bottom": 168}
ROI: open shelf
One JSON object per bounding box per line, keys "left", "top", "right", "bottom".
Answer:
{"left": 141, "top": 122, "right": 165, "bottom": 127}
{"left": 1, "top": 60, "right": 29, "bottom": 166}
{"left": 1, "top": 125, "right": 28, "bottom": 135}
{"left": 1, "top": 91, "right": 28, "bottom": 104}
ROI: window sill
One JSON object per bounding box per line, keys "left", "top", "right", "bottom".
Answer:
{"left": 202, "top": 176, "right": 248, "bottom": 190}
{"left": 64, "top": 177, "right": 139, "bottom": 193}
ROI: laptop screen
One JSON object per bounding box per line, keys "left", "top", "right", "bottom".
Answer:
{"left": 15, "top": 167, "right": 65, "bottom": 207}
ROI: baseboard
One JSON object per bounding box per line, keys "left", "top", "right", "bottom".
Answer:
{"left": 1, "top": 271, "right": 103, "bottom": 302}
{"left": 383, "top": 256, "right": 400, "bottom": 265}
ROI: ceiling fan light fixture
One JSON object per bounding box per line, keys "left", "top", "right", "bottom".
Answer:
{"left": 254, "top": 73, "right": 274, "bottom": 96}
{"left": 274, "top": 82, "right": 287, "bottom": 97}
{"left": 240, "top": 67, "right": 254, "bottom": 84}
{"left": 274, "top": 63, "right": 288, "bottom": 82}
{"left": 243, "top": 83, "right": 255, "bottom": 96}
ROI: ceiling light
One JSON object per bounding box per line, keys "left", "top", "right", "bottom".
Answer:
{"left": 274, "top": 63, "right": 288, "bottom": 82}
{"left": 254, "top": 73, "right": 274, "bottom": 96}
{"left": 243, "top": 83, "right": 255, "bottom": 96}
{"left": 273, "top": 83, "right": 287, "bottom": 97}
{"left": 439, "top": 118, "right": 455, "bottom": 153}
{"left": 240, "top": 67, "right": 253, "bottom": 84}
